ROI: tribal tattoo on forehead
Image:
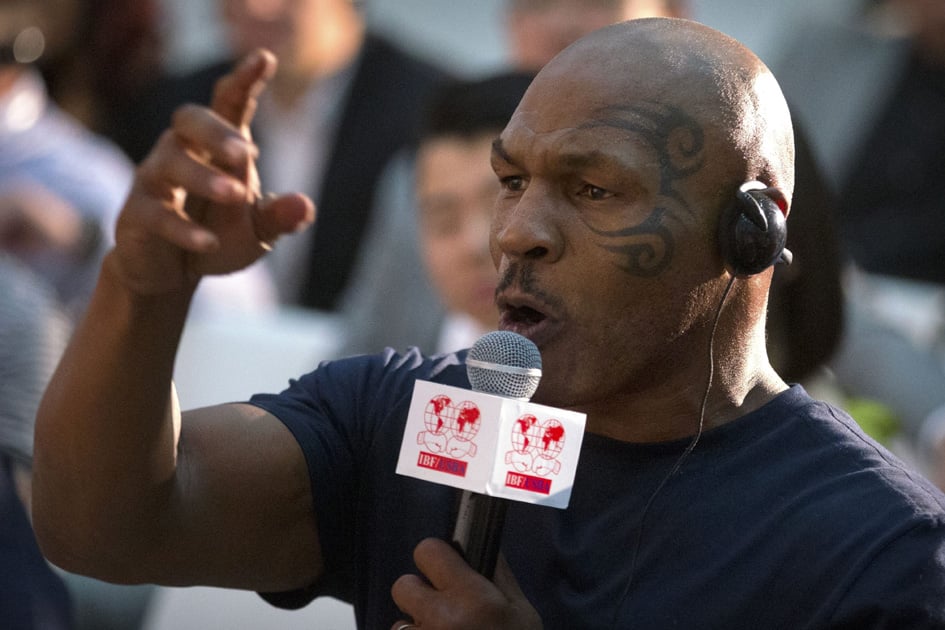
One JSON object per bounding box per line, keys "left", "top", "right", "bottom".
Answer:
{"left": 580, "top": 102, "right": 706, "bottom": 277}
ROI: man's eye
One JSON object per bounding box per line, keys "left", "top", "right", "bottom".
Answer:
{"left": 500, "top": 176, "right": 526, "bottom": 192}
{"left": 578, "top": 184, "right": 612, "bottom": 200}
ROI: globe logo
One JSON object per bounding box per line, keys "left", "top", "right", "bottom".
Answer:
{"left": 419, "top": 396, "right": 481, "bottom": 459}
{"left": 506, "top": 415, "right": 566, "bottom": 477}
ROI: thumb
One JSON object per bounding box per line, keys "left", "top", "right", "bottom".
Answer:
{"left": 252, "top": 192, "right": 315, "bottom": 249}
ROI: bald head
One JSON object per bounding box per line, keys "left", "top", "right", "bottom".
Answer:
{"left": 490, "top": 17, "right": 794, "bottom": 423}
{"left": 526, "top": 18, "right": 795, "bottom": 204}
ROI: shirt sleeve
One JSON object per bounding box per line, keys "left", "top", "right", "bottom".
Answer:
{"left": 828, "top": 516, "right": 945, "bottom": 627}
{"left": 247, "top": 348, "right": 467, "bottom": 606}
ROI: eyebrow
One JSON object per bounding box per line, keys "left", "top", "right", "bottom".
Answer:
{"left": 491, "top": 137, "right": 514, "bottom": 165}
{"left": 492, "top": 137, "right": 637, "bottom": 174}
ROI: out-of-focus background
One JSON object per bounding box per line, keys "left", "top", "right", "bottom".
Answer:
{"left": 3, "top": 0, "right": 943, "bottom": 628}
{"left": 163, "top": 0, "right": 843, "bottom": 76}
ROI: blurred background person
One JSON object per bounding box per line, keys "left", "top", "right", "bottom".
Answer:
{"left": 1, "top": 5, "right": 158, "bottom": 627}
{"left": 117, "top": 0, "right": 452, "bottom": 316}
{"left": 504, "top": 0, "right": 686, "bottom": 72}
{"left": 0, "top": 0, "right": 129, "bottom": 320}
{"left": 775, "top": 0, "right": 945, "bottom": 286}
{"left": 30, "top": 0, "right": 163, "bottom": 144}
{"left": 1, "top": 2, "right": 278, "bottom": 628}
{"left": 0, "top": 255, "right": 74, "bottom": 630}
{"left": 340, "top": 71, "right": 535, "bottom": 355}
{"left": 1, "top": 0, "right": 276, "bottom": 323}
{"left": 774, "top": 0, "right": 945, "bottom": 478}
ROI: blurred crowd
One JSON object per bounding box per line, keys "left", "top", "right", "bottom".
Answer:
{"left": 1, "top": 0, "right": 943, "bottom": 628}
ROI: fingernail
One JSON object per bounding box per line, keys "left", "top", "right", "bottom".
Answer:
{"left": 294, "top": 216, "right": 315, "bottom": 233}
{"left": 222, "top": 137, "right": 253, "bottom": 164}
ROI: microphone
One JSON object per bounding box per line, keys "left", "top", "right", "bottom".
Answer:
{"left": 453, "top": 331, "right": 542, "bottom": 577}
{"left": 396, "top": 331, "right": 585, "bottom": 580}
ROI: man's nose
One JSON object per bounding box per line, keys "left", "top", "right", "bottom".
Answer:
{"left": 492, "top": 186, "right": 564, "bottom": 263}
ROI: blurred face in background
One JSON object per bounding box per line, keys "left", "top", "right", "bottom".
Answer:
{"left": 506, "top": 0, "right": 685, "bottom": 70}
{"left": 416, "top": 132, "right": 501, "bottom": 330}
{"left": 219, "top": 0, "right": 364, "bottom": 79}
{"left": 890, "top": 0, "right": 945, "bottom": 62}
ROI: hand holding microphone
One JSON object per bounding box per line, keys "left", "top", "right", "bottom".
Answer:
{"left": 397, "top": 330, "right": 586, "bottom": 575}
{"left": 393, "top": 331, "right": 581, "bottom": 628}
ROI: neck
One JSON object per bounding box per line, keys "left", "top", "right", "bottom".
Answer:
{"left": 583, "top": 365, "right": 786, "bottom": 444}
{"left": 582, "top": 284, "right": 787, "bottom": 443}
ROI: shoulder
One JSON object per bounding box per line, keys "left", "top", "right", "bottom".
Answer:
{"left": 248, "top": 348, "right": 470, "bottom": 424}
{"left": 713, "top": 387, "right": 945, "bottom": 623}
{"left": 829, "top": 511, "right": 945, "bottom": 625}
{"left": 717, "top": 387, "right": 945, "bottom": 553}
{"left": 772, "top": 387, "right": 945, "bottom": 510}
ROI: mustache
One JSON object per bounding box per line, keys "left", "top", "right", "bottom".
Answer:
{"left": 495, "top": 263, "right": 565, "bottom": 314}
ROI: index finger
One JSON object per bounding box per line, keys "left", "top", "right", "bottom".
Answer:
{"left": 210, "top": 48, "right": 278, "bottom": 132}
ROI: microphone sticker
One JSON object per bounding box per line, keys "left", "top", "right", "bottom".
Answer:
{"left": 504, "top": 416, "right": 566, "bottom": 494}
{"left": 416, "top": 395, "right": 481, "bottom": 477}
{"left": 398, "top": 380, "right": 586, "bottom": 509}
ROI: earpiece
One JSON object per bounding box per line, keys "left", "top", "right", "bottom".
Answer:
{"left": 718, "top": 181, "right": 791, "bottom": 277}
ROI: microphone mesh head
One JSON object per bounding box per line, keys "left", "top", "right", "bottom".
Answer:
{"left": 466, "top": 331, "right": 542, "bottom": 400}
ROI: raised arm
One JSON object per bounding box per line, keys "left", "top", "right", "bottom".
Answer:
{"left": 31, "top": 50, "right": 321, "bottom": 593}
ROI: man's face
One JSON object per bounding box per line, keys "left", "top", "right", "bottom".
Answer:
{"left": 489, "top": 59, "right": 723, "bottom": 411}
{"left": 416, "top": 133, "right": 501, "bottom": 331}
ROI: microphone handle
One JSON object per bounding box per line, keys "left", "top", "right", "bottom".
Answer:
{"left": 451, "top": 490, "right": 508, "bottom": 579}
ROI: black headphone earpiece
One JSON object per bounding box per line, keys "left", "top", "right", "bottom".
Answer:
{"left": 718, "top": 181, "right": 791, "bottom": 277}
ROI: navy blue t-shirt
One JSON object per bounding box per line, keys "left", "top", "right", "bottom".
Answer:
{"left": 250, "top": 348, "right": 945, "bottom": 629}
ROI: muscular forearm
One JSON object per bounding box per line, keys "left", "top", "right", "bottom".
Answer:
{"left": 32, "top": 252, "right": 194, "bottom": 578}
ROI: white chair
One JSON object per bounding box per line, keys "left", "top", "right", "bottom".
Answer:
{"left": 142, "top": 587, "right": 355, "bottom": 630}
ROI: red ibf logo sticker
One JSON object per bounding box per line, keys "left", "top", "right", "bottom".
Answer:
{"left": 397, "top": 380, "right": 586, "bottom": 509}
{"left": 504, "top": 414, "right": 566, "bottom": 494}
{"left": 416, "top": 395, "right": 481, "bottom": 477}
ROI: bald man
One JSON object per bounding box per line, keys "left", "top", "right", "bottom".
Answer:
{"left": 33, "top": 18, "right": 945, "bottom": 629}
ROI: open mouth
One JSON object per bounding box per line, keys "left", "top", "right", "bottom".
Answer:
{"left": 497, "top": 294, "right": 556, "bottom": 343}
{"left": 503, "top": 304, "right": 547, "bottom": 327}
{"left": 496, "top": 290, "right": 561, "bottom": 348}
